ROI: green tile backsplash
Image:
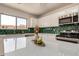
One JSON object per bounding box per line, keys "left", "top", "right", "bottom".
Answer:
{"left": 39, "top": 23, "right": 79, "bottom": 34}
{"left": 0, "top": 27, "right": 35, "bottom": 35}
{"left": 0, "top": 23, "right": 79, "bottom": 35}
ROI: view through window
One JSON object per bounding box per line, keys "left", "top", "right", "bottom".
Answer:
{"left": 1, "top": 14, "right": 27, "bottom": 29}
{"left": 1, "top": 14, "right": 16, "bottom": 29}
{"left": 17, "top": 18, "right": 26, "bottom": 29}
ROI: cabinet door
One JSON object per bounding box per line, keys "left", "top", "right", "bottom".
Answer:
{"left": 16, "top": 37, "right": 26, "bottom": 49}
{"left": 4, "top": 38, "right": 15, "bottom": 53}
{"left": 0, "top": 38, "right": 4, "bottom": 56}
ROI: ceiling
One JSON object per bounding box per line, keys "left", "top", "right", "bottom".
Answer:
{"left": 2, "top": 3, "right": 71, "bottom": 17}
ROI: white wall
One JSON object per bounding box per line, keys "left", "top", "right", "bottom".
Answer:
{"left": 38, "top": 13, "right": 59, "bottom": 27}
{"left": 38, "top": 4, "right": 79, "bottom": 27}
{"left": 29, "top": 17, "right": 38, "bottom": 28}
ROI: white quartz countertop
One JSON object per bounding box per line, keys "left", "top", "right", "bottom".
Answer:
{"left": 0, "top": 33, "right": 34, "bottom": 38}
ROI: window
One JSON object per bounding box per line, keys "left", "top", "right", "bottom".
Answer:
{"left": 1, "top": 14, "right": 16, "bottom": 29}
{"left": 17, "top": 18, "right": 26, "bottom": 29}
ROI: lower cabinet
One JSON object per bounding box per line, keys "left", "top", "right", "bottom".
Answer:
{"left": 0, "top": 38, "right": 4, "bottom": 56}
{"left": 16, "top": 37, "right": 26, "bottom": 49}
{"left": 4, "top": 38, "right": 15, "bottom": 53}
{"left": 4, "top": 37, "right": 26, "bottom": 53}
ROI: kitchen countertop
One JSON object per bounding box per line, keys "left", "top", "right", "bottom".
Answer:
{"left": 61, "top": 31, "right": 79, "bottom": 34}
{"left": 0, "top": 33, "right": 34, "bottom": 38}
